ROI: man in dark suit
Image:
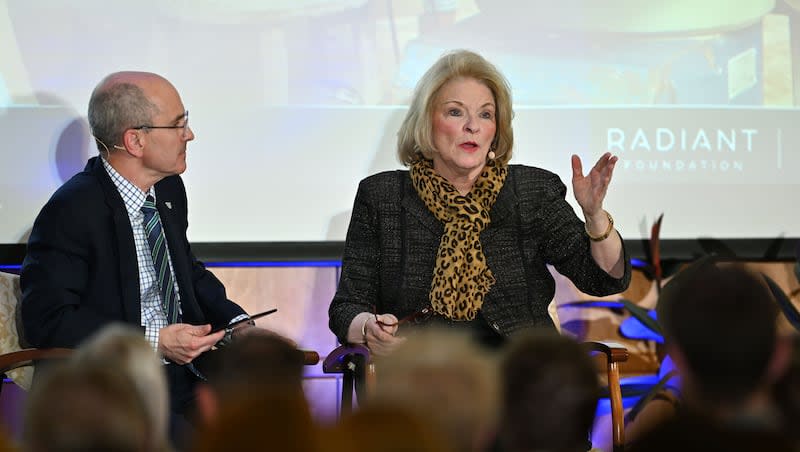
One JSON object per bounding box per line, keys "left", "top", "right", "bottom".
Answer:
{"left": 20, "top": 71, "right": 271, "bottom": 437}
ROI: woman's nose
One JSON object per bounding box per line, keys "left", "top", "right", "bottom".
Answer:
{"left": 464, "top": 117, "right": 479, "bottom": 133}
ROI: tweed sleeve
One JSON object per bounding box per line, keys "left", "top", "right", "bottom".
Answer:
{"left": 328, "top": 178, "right": 382, "bottom": 344}
{"left": 528, "top": 169, "right": 631, "bottom": 296}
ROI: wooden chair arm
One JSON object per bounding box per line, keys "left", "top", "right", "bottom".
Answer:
{"left": 583, "top": 340, "right": 629, "bottom": 364}
{"left": 0, "top": 348, "right": 72, "bottom": 375}
{"left": 301, "top": 349, "right": 320, "bottom": 365}
{"left": 583, "top": 340, "right": 629, "bottom": 452}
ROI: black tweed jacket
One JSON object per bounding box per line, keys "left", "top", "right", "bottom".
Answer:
{"left": 328, "top": 165, "right": 631, "bottom": 343}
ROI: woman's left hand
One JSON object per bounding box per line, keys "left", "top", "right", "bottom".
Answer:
{"left": 571, "top": 152, "right": 618, "bottom": 217}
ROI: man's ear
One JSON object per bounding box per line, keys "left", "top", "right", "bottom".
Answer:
{"left": 121, "top": 129, "right": 145, "bottom": 157}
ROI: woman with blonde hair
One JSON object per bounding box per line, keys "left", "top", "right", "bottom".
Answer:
{"left": 329, "top": 49, "right": 630, "bottom": 354}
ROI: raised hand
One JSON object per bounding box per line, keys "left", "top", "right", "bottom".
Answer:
{"left": 571, "top": 152, "right": 618, "bottom": 217}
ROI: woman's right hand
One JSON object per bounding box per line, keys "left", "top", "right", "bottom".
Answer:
{"left": 347, "top": 312, "right": 406, "bottom": 356}
{"left": 364, "top": 313, "right": 405, "bottom": 356}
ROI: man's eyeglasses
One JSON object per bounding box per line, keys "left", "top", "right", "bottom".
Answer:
{"left": 372, "top": 305, "right": 434, "bottom": 328}
{"left": 132, "top": 110, "right": 189, "bottom": 133}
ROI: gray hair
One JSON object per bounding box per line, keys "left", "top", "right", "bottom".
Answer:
{"left": 88, "top": 75, "right": 156, "bottom": 155}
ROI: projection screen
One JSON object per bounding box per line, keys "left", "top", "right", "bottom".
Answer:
{"left": 2, "top": 0, "right": 799, "bottom": 259}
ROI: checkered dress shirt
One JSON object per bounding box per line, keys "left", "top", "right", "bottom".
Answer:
{"left": 102, "top": 157, "right": 180, "bottom": 351}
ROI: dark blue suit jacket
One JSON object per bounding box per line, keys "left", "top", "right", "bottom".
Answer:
{"left": 20, "top": 156, "right": 245, "bottom": 348}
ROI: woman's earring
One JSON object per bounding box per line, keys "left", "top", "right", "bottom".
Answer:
{"left": 487, "top": 142, "right": 497, "bottom": 160}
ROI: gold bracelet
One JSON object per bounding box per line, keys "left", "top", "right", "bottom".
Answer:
{"left": 585, "top": 210, "right": 614, "bottom": 242}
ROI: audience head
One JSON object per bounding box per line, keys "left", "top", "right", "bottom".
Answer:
{"left": 194, "top": 333, "right": 307, "bottom": 426}
{"left": 656, "top": 258, "right": 780, "bottom": 407}
{"left": 500, "top": 328, "right": 598, "bottom": 452}
{"left": 72, "top": 323, "right": 171, "bottom": 451}
{"left": 23, "top": 362, "right": 151, "bottom": 452}
{"left": 322, "top": 403, "right": 454, "bottom": 452}
{"left": 191, "top": 391, "right": 318, "bottom": 452}
{"left": 370, "top": 327, "right": 498, "bottom": 452}
{"left": 397, "top": 49, "right": 514, "bottom": 166}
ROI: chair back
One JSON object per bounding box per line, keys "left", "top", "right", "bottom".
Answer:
{"left": 0, "top": 272, "right": 32, "bottom": 389}
{"left": 0, "top": 272, "right": 71, "bottom": 391}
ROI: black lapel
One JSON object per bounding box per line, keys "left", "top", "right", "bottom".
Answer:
{"left": 89, "top": 157, "right": 141, "bottom": 323}
{"left": 483, "top": 168, "right": 517, "bottom": 240}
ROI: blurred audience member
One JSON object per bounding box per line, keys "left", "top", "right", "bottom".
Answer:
{"left": 369, "top": 327, "right": 498, "bottom": 452}
{"left": 628, "top": 259, "right": 794, "bottom": 451}
{"left": 190, "top": 391, "right": 318, "bottom": 452}
{"left": 190, "top": 334, "right": 315, "bottom": 451}
{"left": 22, "top": 363, "right": 151, "bottom": 452}
{"left": 499, "top": 329, "right": 599, "bottom": 452}
{"left": 193, "top": 333, "right": 307, "bottom": 426}
{"left": 322, "top": 403, "right": 454, "bottom": 452}
{"left": 73, "top": 323, "right": 172, "bottom": 451}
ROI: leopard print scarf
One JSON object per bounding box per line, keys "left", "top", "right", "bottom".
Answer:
{"left": 410, "top": 159, "right": 508, "bottom": 320}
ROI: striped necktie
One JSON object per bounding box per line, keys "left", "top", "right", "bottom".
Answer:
{"left": 141, "top": 195, "right": 180, "bottom": 324}
{"left": 141, "top": 195, "right": 207, "bottom": 381}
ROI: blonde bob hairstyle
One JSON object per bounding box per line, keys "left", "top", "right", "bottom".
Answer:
{"left": 397, "top": 49, "right": 514, "bottom": 166}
